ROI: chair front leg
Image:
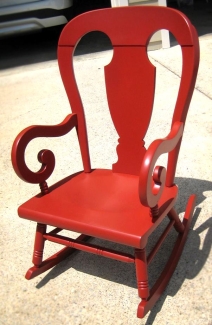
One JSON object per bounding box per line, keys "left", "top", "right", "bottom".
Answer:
{"left": 135, "top": 248, "right": 149, "bottom": 300}
{"left": 32, "top": 223, "right": 46, "bottom": 267}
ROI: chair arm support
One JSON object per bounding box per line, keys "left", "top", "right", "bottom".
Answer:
{"left": 11, "top": 113, "right": 78, "bottom": 184}
{"left": 139, "top": 121, "right": 184, "bottom": 208}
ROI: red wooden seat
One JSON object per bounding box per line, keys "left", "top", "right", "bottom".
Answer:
{"left": 11, "top": 6, "right": 199, "bottom": 319}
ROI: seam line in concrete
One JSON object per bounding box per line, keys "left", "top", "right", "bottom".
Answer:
{"left": 151, "top": 57, "right": 212, "bottom": 101}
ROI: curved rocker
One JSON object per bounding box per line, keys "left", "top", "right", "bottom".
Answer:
{"left": 25, "top": 233, "right": 91, "bottom": 280}
{"left": 11, "top": 6, "right": 199, "bottom": 319}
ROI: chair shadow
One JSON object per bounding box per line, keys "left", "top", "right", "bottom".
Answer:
{"left": 35, "top": 177, "right": 212, "bottom": 324}
{"left": 144, "top": 176, "right": 212, "bottom": 324}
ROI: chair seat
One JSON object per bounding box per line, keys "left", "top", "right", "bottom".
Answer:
{"left": 19, "top": 169, "right": 178, "bottom": 248}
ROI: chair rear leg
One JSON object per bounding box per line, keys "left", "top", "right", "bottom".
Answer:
{"left": 136, "top": 195, "right": 196, "bottom": 318}
{"left": 168, "top": 208, "right": 185, "bottom": 233}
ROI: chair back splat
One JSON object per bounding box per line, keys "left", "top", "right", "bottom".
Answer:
{"left": 11, "top": 6, "right": 199, "bottom": 319}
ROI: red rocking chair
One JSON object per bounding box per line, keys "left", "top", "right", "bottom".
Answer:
{"left": 11, "top": 6, "right": 199, "bottom": 319}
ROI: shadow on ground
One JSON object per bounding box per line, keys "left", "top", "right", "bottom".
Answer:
{"left": 33, "top": 176, "right": 211, "bottom": 324}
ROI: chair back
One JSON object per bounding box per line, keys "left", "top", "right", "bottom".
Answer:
{"left": 58, "top": 6, "right": 199, "bottom": 181}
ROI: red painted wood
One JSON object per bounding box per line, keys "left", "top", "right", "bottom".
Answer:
{"left": 139, "top": 121, "right": 183, "bottom": 208}
{"left": 147, "top": 219, "right": 175, "bottom": 265}
{"left": 58, "top": 6, "right": 199, "bottom": 177}
{"left": 11, "top": 113, "right": 78, "bottom": 184}
{"left": 168, "top": 207, "right": 185, "bottom": 233}
{"left": 11, "top": 6, "right": 199, "bottom": 319}
{"left": 32, "top": 223, "right": 46, "bottom": 267}
{"left": 18, "top": 169, "right": 178, "bottom": 248}
{"left": 135, "top": 248, "right": 150, "bottom": 299}
{"left": 105, "top": 46, "right": 154, "bottom": 175}
{"left": 26, "top": 233, "right": 91, "bottom": 280}
{"left": 43, "top": 233, "right": 135, "bottom": 263}
{"left": 137, "top": 194, "right": 196, "bottom": 318}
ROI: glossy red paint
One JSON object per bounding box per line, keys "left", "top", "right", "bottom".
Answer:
{"left": 11, "top": 6, "right": 199, "bottom": 319}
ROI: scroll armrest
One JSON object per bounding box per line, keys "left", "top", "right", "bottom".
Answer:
{"left": 11, "top": 113, "right": 77, "bottom": 184}
{"left": 139, "top": 121, "right": 184, "bottom": 208}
